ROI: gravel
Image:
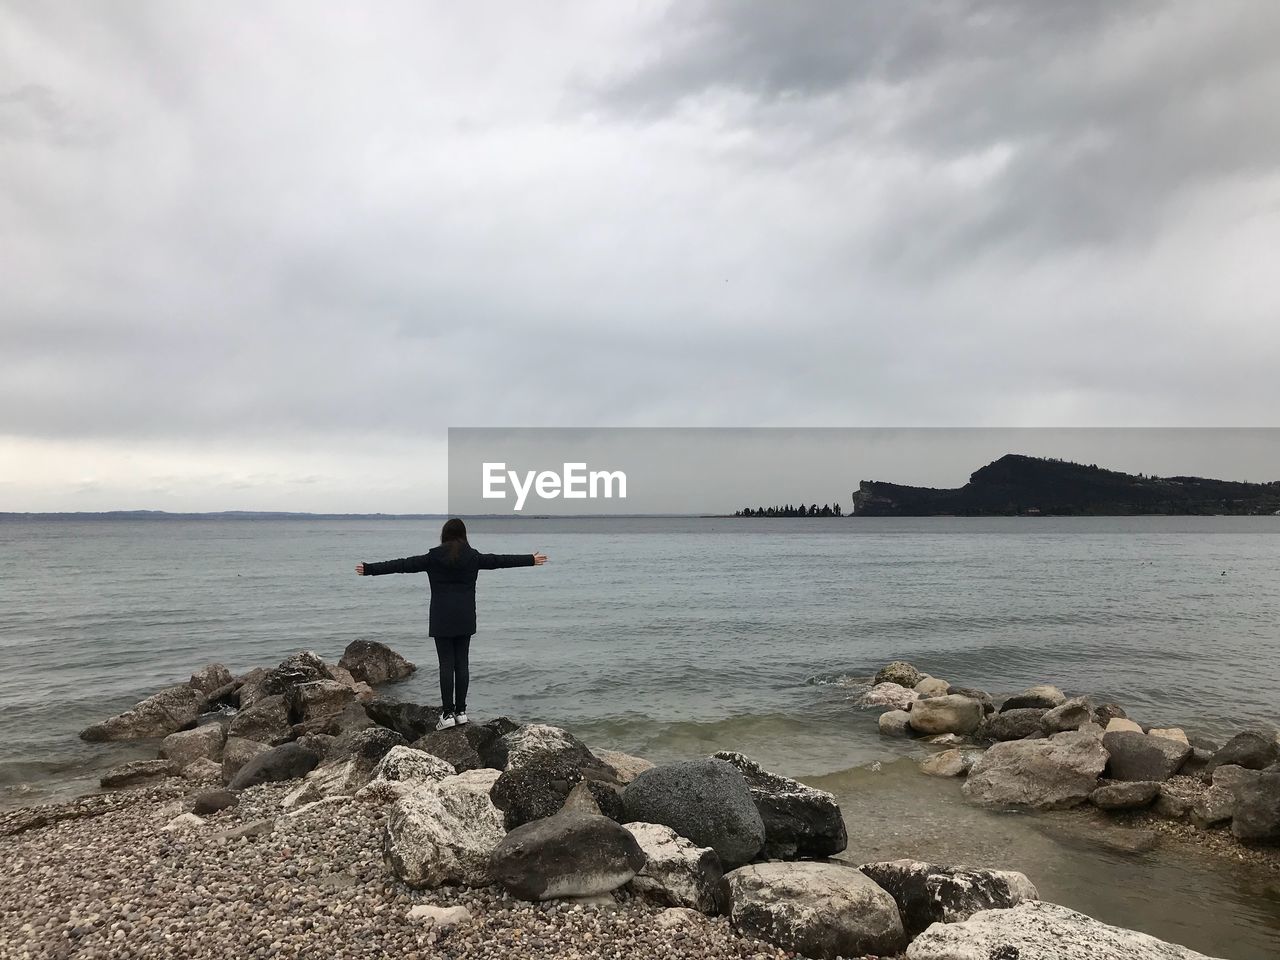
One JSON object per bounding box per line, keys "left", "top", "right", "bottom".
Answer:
{"left": 0, "top": 780, "right": 796, "bottom": 960}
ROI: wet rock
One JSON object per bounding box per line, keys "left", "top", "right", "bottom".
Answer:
{"left": 914, "top": 677, "right": 951, "bottom": 699}
{"left": 491, "top": 753, "right": 587, "bottom": 829}
{"left": 874, "top": 661, "right": 923, "bottom": 688}
{"left": 908, "top": 695, "right": 984, "bottom": 736}
{"left": 712, "top": 751, "right": 846, "bottom": 859}
{"left": 920, "top": 749, "right": 974, "bottom": 778}
{"left": 1229, "top": 768, "right": 1280, "bottom": 842}
{"left": 963, "top": 730, "right": 1108, "bottom": 810}
{"left": 490, "top": 809, "right": 646, "bottom": 900}
{"left": 622, "top": 759, "right": 765, "bottom": 869}
{"left": 857, "top": 682, "right": 919, "bottom": 711}
{"left": 1040, "top": 696, "right": 1093, "bottom": 734}
{"left": 1208, "top": 730, "right": 1280, "bottom": 775}
{"left": 337, "top": 639, "right": 416, "bottom": 685}
{"left": 1090, "top": 781, "right": 1160, "bottom": 810}
{"left": 879, "top": 710, "right": 914, "bottom": 737}
{"left": 191, "top": 789, "right": 239, "bottom": 815}
{"left": 905, "top": 900, "right": 1220, "bottom": 960}
{"left": 723, "top": 861, "right": 906, "bottom": 960}
{"left": 288, "top": 679, "right": 355, "bottom": 723}
{"left": 383, "top": 768, "right": 505, "bottom": 888}
{"left": 859, "top": 860, "right": 1038, "bottom": 936}
{"left": 99, "top": 759, "right": 177, "bottom": 788}
{"left": 188, "top": 663, "right": 234, "bottom": 694}
{"left": 261, "top": 650, "right": 333, "bottom": 696}
{"left": 947, "top": 686, "right": 995, "bottom": 714}
{"left": 159, "top": 724, "right": 226, "bottom": 768}
{"left": 1000, "top": 685, "right": 1066, "bottom": 712}
{"left": 486, "top": 723, "right": 598, "bottom": 772}
{"left": 363, "top": 698, "right": 440, "bottom": 741}
{"left": 1103, "top": 731, "right": 1190, "bottom": 782}
{"left": 226, "top": 694, "right": 291, "bottom": 744}
{"left": 79, "top": 685, "right": 207, "bottom": 742}
{"left": 592, "top": 750, "right": 655, "bottom": 784}
{"left": 625, "top": 822, "right": 725, "bottom": 913}
{"left": 1154, "top": 787, "right": 1193, "bottom": 821}
{"left": 980, "top": 708, "right": 1049, "bottom": 741}
{"left": 227, "top": 742, "right": 320, "bottom": 790}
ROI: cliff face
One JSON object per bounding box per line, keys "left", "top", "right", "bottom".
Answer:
{"left": 851, "top": 454, "right": 1280, "bottom": 516}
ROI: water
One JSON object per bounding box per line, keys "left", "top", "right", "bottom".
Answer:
{"left": 1, "top": 516, "right": 1278, "bottom": 956}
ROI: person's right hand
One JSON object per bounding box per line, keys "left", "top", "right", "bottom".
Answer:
{"left": 533, "top": 553, "right": 548, "bottom": 565}
{"left": 355, "top": 563, "right": 366, "bottom": 576}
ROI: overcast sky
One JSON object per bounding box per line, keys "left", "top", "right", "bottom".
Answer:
{"left": 3, "top": 2, "right": 1280, "bottom": 512}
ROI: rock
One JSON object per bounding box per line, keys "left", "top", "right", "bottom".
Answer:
{"left": 1182, "top": 747, "right": 1213, "bottom": 780}
{"left": 979, "top": 708, "right": 1048, "bottom": 741}
{"left": 593, "top": 750, "right": 655, "bottom": 784}
{"left": 226, "top": 694, "right": 292, "bottom": 744}
{"left": 622, "top": 759, "right": 765, "bottom": 870}
{"left": 261, "top": 651, "right": 333, "bottom": 696}
{"left": 1208, "top": 730, "right": 1280, "bottom": 774}
{"left": 486, "top": 723, "right": 598, "bottom": 772}
{"left": 920, "top": 749, "right": 974, "bottom": 778}
{"left": 181, "top": 757, "right": 223, "bottom": 782}
{"left": 291, "top": 701, "right": 374, "bottom": 739}
{"left": 159, "top": 724, "right": 226, "bottom": 768}
{"left": 220, "top": 737, "right": 270, "bottom": 784}
{"left": 914, "top": 677, "right": 950, "bottom": 699}
{"left": 338, "top": 639, "right": 416, "bottom": 685}
{"left": 413, "top": 725, "right": 494, "bottom": 773}
{"left": 383, "top": 769, "right": 506, "bottom": 888}
{"left": 490, "top": 809, "right": 647, "bottom": 901}
{"left": 1093, "top": 703, "right": 1129, "bottom": 727}
{"left": 163, "top": 813, "right": 205, "bottom": 832}
{"left": 192, "top": 789, "right": 239, "bottom": 815}
{"left": 723, "top": 861, "right": 906, "bottom": 960}
{"left": 1192, "top": 785, "right": 1236, "bottom": 827}
{"left": 1000, "top": 685, "right": 1066, "bottom": 712}
{"left": 625, "top": 822, "right": 725, "bottom": 913}
{"left": 1103, "top": 731, "right": 1191, "bottom": 782}
{"left": 879, "top": 710, "right": 914, "bottom": 737}
{"left": 490, "top": 749, "right": 608, "bottom": 829}
{"left": 905, "top": 900, "right": 1221, "bottom": 960}
{"left": 857, "top": 682, "right": 919, "bottom": 711}
{"left": 859, "top": 860, "right": 1038, "bottom": 936}
{"left": 364, "top": 698, "right": 441, "bottom": 741}
{"left": 288, "top": 679, "right": 355, "bottom": 723}
{"left": 370, "top": 745, "right": 456, "bottom": 787}
{"left": 1090, "top": 781, "right": 1160, "bottom": 810}
{"left": 908, "top": 695, "right": 984, "bottom": 736}
{"left": 407, "top": 904, "right": 471, "bottom": 927}
{"left": 923, "top": 733, "right": 967, "bottom": 746}
{"left": 963, "top": 730, "right": 1109, "bottom": 810}
{"left": 99, "top": 759, "right": 177, "bottom": 788}
{"left": 1188, "top": 734, "right": 1220, "bottom": 753}
{"left": 228, "top": 742, "right": 320, "bottom": 790}
{"left": 711, "top": 751, "right": 846, "bottom": 859}
{"left": 214, "top": 818, "right": 274, "bottom": 842}
{"left": 947, "top": 686, "right": 995, "bottom": 714}
{"left": 1040, "top": 697, "right": 1093, "bottom": 734}
{"left": 1154, "top": 787, "right": 1192, "bottom": 821}
{"left": 656, "top": 907, "right": 705, "bottom": 929}
{"left": 284, "top": 728, "right": 408, "bottom": 805}
{"left": 189, "top": 663, "right": 234, "bottom": 694}
{"left": 1106, "top": 717, "right": 1145, "bottom": 734}
{"left": 79, "top": 685, "right": 208, "bottom": 742}
{"left": 1149, "top": 727, "right": 1189, "bottom": 745}
{"left": 874, "top": 661, "right": 924, "bottom": 688}
{"left": 1229, "top": 768, "right": 1280, "bottom": 842}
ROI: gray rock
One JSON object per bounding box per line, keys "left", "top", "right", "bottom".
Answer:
{"left": 491, "top": 752, "right": 594, "bottom": 829}
{"left": 99, "top": 759, "right": 177, "bottom": 788}
{"left": 622, "top": 759, "right": 765, "bottom": 869}
{"left": 1154, "top": 788, "right": 1192, "bottom": 821}
{"left": 181, "top": 757, "right": 223, "bottom": 782}
{"left": 1192, "top": 784, "right": 1237, "bottom": 827}
{"left": 920, "top": 749, "right": 975, "bottom": 778}
{"left": 723, "top": 861, "right": 906, "bottom": 960}
{"left": 592, "top": 750, "right": 654, "bottom": 784}
{"left": 908, "top": 695, "right": 984, "bottom": 736}
{"left": 364, "top": 698, "right": 441, "bottom": 741}
{"left": 879, "top": 710, "right": 914, "bottom": 737}
{"left": 383, "top": 769, "right": 506, "bottom": 888}
{"left": 485, "top": 723, "right": 598, "bottom": 772}
{"left": 1000, "top": 685, "right": 1066, "bottom": 712}
{"left": 1208, "top": 730, "right": 1280, "bottom": 775}
{"left": 490, "top": 810, "right": 647, "bottom": 901}
{"left": 232, "top": 667, "right": 270, "bottom": 708}
{"left": 1104, "top": 731, "right": 1191, "bottom": 782}
{"left": 874, "top": 661, "right": 923, "bottom": 688}
{"left": 859, "top": 859, "right": 1038, "bottom": 936}
{"left": 1041, "top": 696, "right": 1093, "bottom": 734}
{"left": 261, "top": 650, "right": 333, "bottom": 696}
{"left": 625, "top": 822, "right": 725, "bottom": 913}
{"left": 1093, "top": 703, "right": 1129, "bottom": 727}
{"left": 905, "top": 900, "right": 1223, "bottom": 960}
{"left": 963, "top": 730, "right": 1108, "bottom": 810}
{"left": 857, "top": 682, "right": 919, "bottom": 711}
{"left": 979, "top": 708, "right": 1049, "bottom": 741}
{"left": 227, "top": 741, "right": 320, "bottom": 790}
{"left": 159, "top": 724, "right": 226, "bottom": 768}
{"left": 283, "top": 728, "right": 408, "bottom": 806}
{"left": 214, "top": 818, "right": 274, "bottom": 842}
{"left": 413, "top": 724, "right": 496, "bottom": 773}
{"left": 338, "top": 639, "right": 416, "bottom": 685}
{"left": 288, "top": 679, "right": 355, "bottom": 723}
{"left": 188, "top": 663, "right": 234, "bottom": 694}
{"left": 226, "top": 694, "right": 291, "bottom": 744}
{"left": 79, "top": 685, "right": 207, "bottom": 742}
{"left": 1090, "top": 781, "right": 1160, "bottom": 810}
{"left": 192, "top": 789, "right": 239, "bottom": 815}
{"left": 220, "top": 736, "right": 270, "bottom": 784}
{"left": 290, "top": 700, "right": 374, "bottom": 739}
{"left": 1229, "top": 768, "right": 1280, "bottom": 842}
{"left": 1181, "top": 746, "right": 1213, "bottom": 780}
{"left": 914, "top": 677, "right": 951, "bottom": 699}
{"left": 713, "top": 751, "right": 847, "bottom": 859}
{"left": 947, "top": 686, "right": 995, "bottom": 714}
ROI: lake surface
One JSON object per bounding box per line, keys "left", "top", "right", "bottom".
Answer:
{"left": 1, "top": 516, "right": 1278, "bottom": 956}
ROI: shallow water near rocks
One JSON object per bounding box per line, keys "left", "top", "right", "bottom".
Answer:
{"left": 1, "top": 516, "right": 1278, "bottom": 955}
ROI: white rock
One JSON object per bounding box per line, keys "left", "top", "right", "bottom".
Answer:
{"left": 914, "top": 677, "right": 951, "bottom": 699}
{"left": 1106, "top": 718, "right": 1144, "bottom": 734}
{"left": 407, "top": 905, "right": 472, "bottom": 927}
{"left": 920, "top": 749, "right": 974, "bottom": 778}
{"left": 909, "top": 695, "right": 984, "bottom": 736}
{"left": 858, "top": 682, "right": 920, "bottom": 711}
{"left": 495, "top": 723, "right": 588, "bottom": 769}
{"left": 963, "top": 730, "right": 1108, "bottom": 810}
{"left": 383, "top": 769, "right": 505, "bottom": 888}
{"left": 1149, "top": 727, "right": 1189, "bottom": 745}
{"left": 879, "top": 710, "right": 913, "bottom": 737}
{"left": 356, "top": 746, "right": 457, "bottom": 804}
{"left": 906, "top": 900, "right": 1224, "bottom": 960}
{"left": 626, "top": 822, "right": 724, "bottom": 913}
{"left": 593, "top": 749, "right": 655, "bottom": 784}
{"left": 656, "top": 907, "right": 705, "bottom": 929}
{"left": 163, "top": 813, "right": 206, "bottom": 832}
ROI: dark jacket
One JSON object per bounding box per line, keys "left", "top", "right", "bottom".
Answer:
{"left": 363, "top": 544, "right": 534, "bottom": 637}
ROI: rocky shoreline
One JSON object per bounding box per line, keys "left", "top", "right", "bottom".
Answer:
{"left": 3, "top": 646, "right": 1274, "bottom": 959}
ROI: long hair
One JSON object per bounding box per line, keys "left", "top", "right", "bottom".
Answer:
{"left": 440, "top": 517, "right": 469, "bottom": 561}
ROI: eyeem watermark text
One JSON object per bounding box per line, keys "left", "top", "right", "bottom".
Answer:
{"left": 482, "top": 462, "right": 627, "bottom": 511}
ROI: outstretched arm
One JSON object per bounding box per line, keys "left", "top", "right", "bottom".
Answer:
{"left": 477, "top": 552, "right": 548, "bottom": 570}
{"left": 356, "top": 554, "right": 433, "bottom": 576}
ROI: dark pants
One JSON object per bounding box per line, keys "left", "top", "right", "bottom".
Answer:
{"left": 433, "top": 634, "right": 471, "bottom": 714}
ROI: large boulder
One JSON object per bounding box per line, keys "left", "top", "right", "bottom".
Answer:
{"left": 874, "top": 661, "right": 923, "bottom": 688}
{"left": 383, "top": 769, "right": 505, "bottom": 888}
{"left": 712, "top": 751, "right": 846, "bottom": 859}
{"left": 1090, "top": 781, "right": 1160, "bottom": 811}
{"left": 485, "top": 723, "right": 597, "bottom": 771}
{"left": 413, "top": 724, "right": 496, "bottom": 774}
{"left": 261, "top": 651, "right": 333, "bottom": 696}
{"left": 189, "top": 663, "right": 234, "bottom": 694}
{"left": 723, "top": 861, "right": 906, "bottom": 960}
{"left": 625, "top": 822, "right": 725, "bottom": 913}
{"left": 364, "top": 698, "right": 441, "bottom": 741}
{"left": 859, "top": 860, "right": 1038, "bottom": 936}
{"left": 905, "top": 900, "right": 1223, "bottom": 960}
{"left": 233, "top": 668, "right": 271, "bottom": 708}
{"left": 220, "top": 736, "right": 270, "bottom": 784}
{"left": 1103, "top": 731, "right": 1190, "bottom": 782}
{"left": 1000, "top": 685, "right": 1066, "bottom": 712}
{"left": 490, "top": 809, "right": 646, "bottom": 901}
{"left": 1207, "top": 730, "right": 1280, "bottom": 775}
{"left": 490, "top": 747, "right": 622, "bottom": 830}
{"left": 1040, "top": 697, "right": 1093, "bottom": 734}
{"left": 1229, "top": 768, "right": 1280, "bottom": 843}
{"left": 338, "top": 639, "right": 416, "bottom": 685}
{"left": 227, "top": 742, "right": 320, "bottom": 790}
{"left": 947, "top": 686, "right": 995, "bottom": 714}
{"left": 358, "top": 745, "right": 457, "bottom": 802}
{"left": 962, "top": 730, "right": 1108, "bottom": 810}
{"left": 159, "top": 724, "right": 226, "bottom": 769}
{"left": 857, "top": 682, "right": 919, "bottom": 711}
{"left": 980, "top": 708, "right": 1049, "bottom": 742}
{"left": 291, "top": 701, "right": 374, "bottom": 740}
{"left": 79, "top": 685, "right": 207, "bottom": 742}
{"left": 226, "top": 694, "right": 292, "bottom": 744}
{"left": 622, "top": 759, "right": 765, "bottom": 869}
{"left": 1191, "top": 765, "right": 1251, "bottom": 827}
{"left": 288, "top": 680, "right": 355, "bottom": 723}
{"left": 908, "top": 695, "right": 984, "bottom": 736}
{"left": 283, "top": 728, "right": 408, "bottom": 806}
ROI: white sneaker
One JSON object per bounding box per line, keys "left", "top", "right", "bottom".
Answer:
{"left": 436, "top": 713, "right": 456, "bottom": 731}
{"left": 455, "top": 711, "right": 469, "bottom": 726}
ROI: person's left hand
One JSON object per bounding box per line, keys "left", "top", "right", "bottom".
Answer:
{"left": 533, "top": 553, "right": 549, "bottom": 565}
{"left": 355, "top": 563, "right": 366, "bottom": 576}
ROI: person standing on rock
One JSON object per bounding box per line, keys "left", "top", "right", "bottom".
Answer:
{"left": 356, "top": 518, "right": 547, "bottom": 731}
